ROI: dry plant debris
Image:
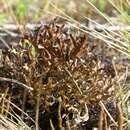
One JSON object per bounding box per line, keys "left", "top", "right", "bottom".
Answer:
{"left": 0, "top": 22, "right": 116, "bottom": 130}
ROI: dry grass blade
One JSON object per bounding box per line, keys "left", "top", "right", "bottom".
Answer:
{"left": 0, "top": 96, "right": 35, "bottom": 123}
{"left": 99, "top": 101, "right": 118, "bottom": 127}
{"left": 0, "top": 77, "right": 33, "bottom": 90}
{"left": 64, "top": 67, "right": 83, "bottom": 95}
{"left": 48, "top": 1, "right": 130, "bottom": 57}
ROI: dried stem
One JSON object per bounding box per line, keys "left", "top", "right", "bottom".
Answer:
{"left": 50, "top": 119, "right": 56, "bottom": 130}
{"left": 35, "top": 93, "right": 40, "bottom": 130}
{"left": 58, "top": 97, "right": 63, "bottom": 130}
{"left": 117, "top": 103, "right": 124, "bottom": 130}
{"left": 98, "top": 106, "right": 104, "bottom": 130}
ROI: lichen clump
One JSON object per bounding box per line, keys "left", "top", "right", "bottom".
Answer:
{"left": 0, "top": 23, "right": 115, "bottom": 129}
